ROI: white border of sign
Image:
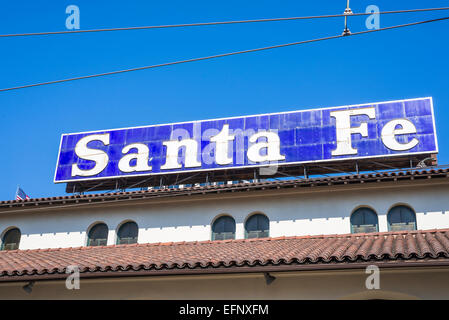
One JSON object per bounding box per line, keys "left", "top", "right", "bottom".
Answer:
{"left": 53, "top": 97, "right": 439, "bottom": 184}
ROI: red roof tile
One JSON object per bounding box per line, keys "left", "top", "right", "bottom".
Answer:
{"left": 1, "top": 228, "right": 449, "bottom": 281}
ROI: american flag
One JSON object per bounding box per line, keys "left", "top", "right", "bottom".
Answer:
{"left": 16, "top": 187, "right": 30, "bottom": 200}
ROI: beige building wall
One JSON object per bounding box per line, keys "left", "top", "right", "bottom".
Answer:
{"left": 1, "top": 267, "right": 448, "bottom": 300}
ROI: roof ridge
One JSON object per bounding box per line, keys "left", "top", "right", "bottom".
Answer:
{"left": 1, "top": 228, "right": 448, "bottom": 254}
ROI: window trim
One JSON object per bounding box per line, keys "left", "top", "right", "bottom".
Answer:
{"left": 211, "top": 214, "right": 236, "bottom": 241}
{"left": 86, "top": 222, "right": 109, "bottom": 247}
{"left": 1, "top": 227, "right": 21, "bottom": 251}
{"left": 244, "top": 212, "right": 270, "bottom": 239}
{"left": 116, "top": 220, "right": 139, "bottom": 245}
{"left": 350, "top": 206, "right": 379, "bottom": 234}
{"left": 387, "top": 204, "right": 417, "bottom": 231}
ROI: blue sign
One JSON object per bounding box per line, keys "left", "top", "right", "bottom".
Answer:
{"left": 54, "top": 97, "right": 438, "bottom": 184}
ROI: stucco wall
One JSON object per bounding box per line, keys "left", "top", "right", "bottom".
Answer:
{"left": 1, "top": 180, "right": 449, "bottom": 250}
{"left": 1, "top": 268, "right": 448, "bottom": 300}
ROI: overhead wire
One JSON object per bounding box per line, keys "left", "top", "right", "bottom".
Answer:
{"left": 0, "top": 7, "right": 449, "bottom": 38}
{"left": 0, "top": 16, "right": 448, "bottom": 92}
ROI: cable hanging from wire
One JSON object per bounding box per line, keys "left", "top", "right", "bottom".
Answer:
{"left": 1, "top": 7, "right": 449, "bottom": 38}
{"left": 0, "top": 16, "right": 448, "bottom": 93}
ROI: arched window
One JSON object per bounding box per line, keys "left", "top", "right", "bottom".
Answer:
{"left": 1, "top": 228, "right": 21, "bottom": 250}
{"left": 245, "top": 214, "right": 269, "bottom": 239}
{"left": 87, "top": 223, "right": 108, "bottom": 246}
{"left": 117, "top": 221, "right": 138, "bottom": 245}
{"left": 351, "top": 207, "right": 379, "bottom": 234}
{"left": 388, "top": 205, "right": 417, "bottom": 231}
{"left": 212, "top": 216, "right": 236, "bottom": 240}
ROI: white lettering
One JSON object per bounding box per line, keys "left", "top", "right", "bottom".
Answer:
{"left": 247, "top": 131, "right": 285, "bottom": 163}
{"left": 161, "top": 139, "right": 201, "bottom": 170}
{"left": 210, "top": 124, "right": 235, "bottom": 165}
{"left": 71, "top": 134, "right": 109, "bottom": 177}
{"left": 118, "top": 143, "right": 152, "bottom": 172}
{"left": 331, "top": 107, "right": 376, "bottom": 156}
{"left": 381, "top": 119, "right": 419, "bottom": 151}
{"left": 223, "top": 304, "right": 269, "bottom": 315}
{"left": 178, "top": 304, "right": 213, "bottom": 317}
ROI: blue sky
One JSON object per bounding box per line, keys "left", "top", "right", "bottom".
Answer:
{"left": 0, "top": 0, "right": 448, "bottom": 200}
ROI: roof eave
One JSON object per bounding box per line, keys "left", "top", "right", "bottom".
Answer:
{"left": 1, "top": 257, "right": 448, "bottom": 283}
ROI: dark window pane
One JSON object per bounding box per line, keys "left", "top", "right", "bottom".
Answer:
{"left": 117, "top": 221, "right": 138, "bottom": 245}
{"left": 246, "top": 230, "right": 269, "bottom": 239}
{"left": 212, "top": 232, "right": 235, "bottom": 241}
{"left": 2, "top": 228, "right": 21, "bottom": 251}
{"left": 87, "top": 223, "right": 108, "bottom": 246}
{"left": 88, "top": 239, "right": 108, "bottom": 246}
{"left": 351, "top": 208, "right": 378, "bottom": 234}
{"left": 388, "top": 206, "right": 416, "bottom": 231}
{"left": 352, "top": 225, "right": 378, "bottom": 234}
{"left": 245, "top": 214, "right": 269, "bottom": 239}
{"left": 212, "top": 216, "right": 236, "bottom": 240}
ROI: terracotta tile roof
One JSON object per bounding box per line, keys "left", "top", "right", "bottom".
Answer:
{"left": 1, "top": 167, "right": 449, "bottom": 211}
{"left": 1, "top": 228, "right": 449, "bottom": 282}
